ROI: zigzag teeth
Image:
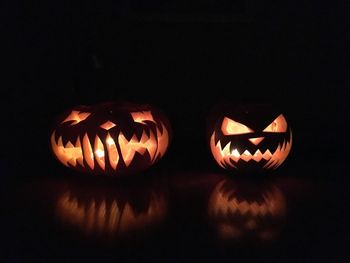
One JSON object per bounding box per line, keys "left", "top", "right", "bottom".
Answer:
{"left": 52, "top": 124, "right": 167, "bottom": 171}
{"left": 210, "top": 134, "right": 292, "bottom": 169}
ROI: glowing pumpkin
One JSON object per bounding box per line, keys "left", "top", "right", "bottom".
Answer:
{"left": 50, "top": 102, "right": 171, "bottom": 175}
{"left": 208, "top": 103, "right": 292, "bottom": 173}
{"left": 208, "top": 179, "right": 286, "bottom": 242}
{"left": 55, "top": 177, "right": 168, "bottom": 236}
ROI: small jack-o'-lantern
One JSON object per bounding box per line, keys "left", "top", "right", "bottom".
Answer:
{"left": 208, "top": 179, "right": 286, "bottom": 242}
{"left": 50, "top": 102, "right": 171, "bottom": 175}
{"left": 55, "top": 177, "right": 168, "bottom": 237}
{"left": 208, "top": 103, "right": 292, "bottom": 173}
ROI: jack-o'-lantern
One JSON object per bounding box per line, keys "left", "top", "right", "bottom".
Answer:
{"left": 208, "top": 179, "right": 286, "bottom": 242}
{"left": 50, "top": 102, "right": 171, "bottom": 175}
{"left": 208, "top": 103, "right": 292, "bottom": 173}
{"left": 55, "top": 177, "right": 168, "bottom": 237}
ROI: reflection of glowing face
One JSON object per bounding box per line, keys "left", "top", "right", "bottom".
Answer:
{"left": 56, "top": 191, "right": 167, "bottom": 235}
{"left": 50, "top": 103, "right": 171, "bottom": 175}
{"left": 209, "top": 104, "right": 292, "bottom": 172}
{"left": 208, "top": 180, "right": 286, "bottom": 242}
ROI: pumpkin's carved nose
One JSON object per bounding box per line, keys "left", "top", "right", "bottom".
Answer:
{"left": 249, "top": 137, "right": 264, "bottom": 145}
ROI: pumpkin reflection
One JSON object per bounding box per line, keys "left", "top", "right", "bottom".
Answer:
{"left": 208, "top": 179, "right": 286, "bottom": 242}
{"left": 55, "top": 178, "right": 167, "bottom": 236}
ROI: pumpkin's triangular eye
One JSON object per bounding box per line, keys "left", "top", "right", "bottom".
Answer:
{"left": 221, "top": 117, "right": 254, "bottom": 135}
{"left": 263, "top": 114, "right": 287, "bottom": 133}
{"left": 62, "top": 111, "right": 91, "bottom": 125}
{"left": 131, "top": 111, "right": 155, "bottom": 124}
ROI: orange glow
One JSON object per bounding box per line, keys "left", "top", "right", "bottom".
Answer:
{"left": 117, "top": 128, "right": 163, "bottom": 167}
{"left": 52, "top": 118, "right": 169, "bottom": 173}
{"left": 50, "top": 132, "right": 84, "bottom": 167}
{"left": 56, "top": 191, "right": 167, "bottom": 235}
{"left": 209, "top": 181, "right": 286, "bottom": 218}
{"left": 83, "top": 133, "right": 94, "bottom": 169}
{"left": 106, "top": 133, "right": 119, "bottom": 170}
{"left": 208, "top": 181, "right": 286, "bottom": 241}
{"left": 51, "top": 106, "right": 170, "bottom": 174}
{"left": 263, "top": 114, "right": 287, "bottom": 133}
{"left": 100, "top": 121, "right": 116, "bottom": 130}
{"left": 210, "top": 131, "right": 292, "bottom": 170}
{"left": 248, "top": 137, "right": 264, "bottom": 145}
{"left": 62, "top": 111, "right": 91, "bottom": 125}
{"left": 94, "top": 136, "right": 105, "bottom": 170}
{"left": 221, "top": 117, "right": 253, "bottom": 135}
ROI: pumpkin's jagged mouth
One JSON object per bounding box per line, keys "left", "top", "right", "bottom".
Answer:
{"left": 56, "top": 191, "right": 167, "bottom": 234}
{"left": 210, "top": 132, "right": 292, "bottom": 170}
{"left": 51, "top": 123, "right": 169, "bottom": 171}
{"left": 209, "top": 181, "right": 286, "bottom": 218}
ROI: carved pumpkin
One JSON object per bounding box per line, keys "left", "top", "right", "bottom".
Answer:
{"left": 208, "top": 179, "right": 286, "bottom": 242}
{"left": 208, "top": 103, "right": 292, "bottom": 173}
{"left": 50, "top": 102, "right": 171, "bottom": 175}
{"left": 55, "top": 177, "right": 168, "bottom": 236}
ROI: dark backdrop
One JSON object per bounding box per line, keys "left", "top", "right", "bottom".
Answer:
{"left": 2, "top": 0, "right": 350, "bottom": 262}
{"left": 6, "top": 0, "right": 349, "bottom": 172}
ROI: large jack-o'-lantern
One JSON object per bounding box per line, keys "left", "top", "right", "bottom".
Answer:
{"left": 208, "top": 179, "right": 286, "bottom": 242}
{"left": 50, "top": 102, "right": 171, "bottom": 175}
{"left": 208, "top": 103, "right": 292, "bottom": 173}
{"left": 55, "top": 177, "right": 168, "bottom": 237}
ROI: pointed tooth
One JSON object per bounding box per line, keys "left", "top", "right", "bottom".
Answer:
{"left": 240, "top": 150, "right": 251, "bottom": 162}
{"left": 94, "top": 135, "right": 105, "bottom": 170}
{"left": 83, "top": 133, "right": 94, "bottom": 169}
{"left": 243, "top": 150, "right": 251, "bottom": 156}
{"left": 262, "top": 149, "right": 272, "bottom": 160}
{"left": 65, "top": 141, "right": 74, "bottom": 148}
{"left": 231, "top": 149, "right": 240, "bottom": 157}
{"left": 106, "top": 133, "right": 119, "bottom": 170}
{"left": 140, "top": 130, "right": 149, "bottom": 144}
{"left": 222, "top": 142, "right": 231, "bottom": 155}
{"left": 216, "top": 140, "right": 223, "bottom": 151}
{"left": 146, "top": 131, "right": 157, "bottom": 159}
{"left": 118, "top": 133, "right": 136, "bottom": 167}
{"left": 252, "top": 149, "right": 263, "bottom": 162}
{"left": 155, "top": 123, "right": 169, "bottom": 159}
{"left": 58, "top": 136, "right": 64, "bottom": 147}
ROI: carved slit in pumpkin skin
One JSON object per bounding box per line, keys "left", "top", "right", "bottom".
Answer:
{"left": 50, "top": 132, "right": 85, "bottom": 168}
{"left": 210, "top": 131, "right": 292, "bottom": 169}
{"left": 51, "top": 122, "right": 169, "bottom": 171}
{"left": 62, "top": 111, "right": 91, "bottom": 125}
{"left": 56, "top": 191, "right": 167, "bottom": 234}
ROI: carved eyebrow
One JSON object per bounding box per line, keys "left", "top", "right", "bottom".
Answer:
{"left": 263, "top": 114, "right": 287, "bottom": 133}
{"left": 62, "top": 111, "right": 91, "bottom": 125}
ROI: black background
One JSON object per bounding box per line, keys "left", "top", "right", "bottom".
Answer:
{"left": 3, "top": 0, "right": 350, "bottom": 262}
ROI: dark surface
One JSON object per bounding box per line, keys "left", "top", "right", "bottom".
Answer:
{"left": 3, "top": 0, "right": 350, "bottom": 261}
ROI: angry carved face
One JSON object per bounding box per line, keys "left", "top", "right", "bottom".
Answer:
{"left": 209, "top": 104, "right": 292, "bottom": 173}
{"left": 50, "top": 102, "right": 171, "bottom": 175}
